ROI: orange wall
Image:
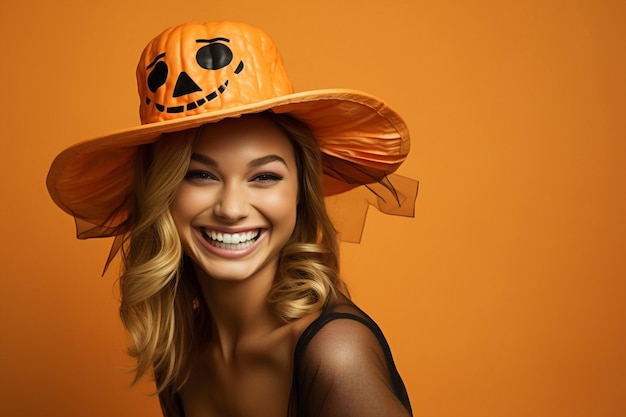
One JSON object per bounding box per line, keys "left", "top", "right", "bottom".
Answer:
{"left": 1, "top": 1, "right": 625, "bottom": 416}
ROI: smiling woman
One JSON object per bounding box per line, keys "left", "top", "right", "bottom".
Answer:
{"left": 170, "top": 116, "right": 299, "bottom": 283}
{"left": 46, "top": 20, "right": 418, "bottom": 417}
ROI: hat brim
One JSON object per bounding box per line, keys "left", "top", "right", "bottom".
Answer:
{"left": 47, "top": 88, "right": 411, "bottom": 239}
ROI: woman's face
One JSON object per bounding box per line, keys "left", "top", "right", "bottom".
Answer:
{"left": 170, "top": 115, "right": 298, "bottom": 283}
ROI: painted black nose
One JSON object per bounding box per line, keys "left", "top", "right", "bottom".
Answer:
{"left": 173, "top": 72, "right": 202, "bottom": 97}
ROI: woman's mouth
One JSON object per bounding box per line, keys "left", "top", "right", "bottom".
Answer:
{"left": 201, "top": 228, "right": 261, "bottom": 250}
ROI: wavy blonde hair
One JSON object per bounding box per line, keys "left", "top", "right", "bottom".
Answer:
{"left": 118, "top": 113, "right": 346, "bottom": 396}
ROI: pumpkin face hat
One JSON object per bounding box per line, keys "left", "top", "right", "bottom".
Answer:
{"left": 47, "top": 21, "right": 418, "bottom": 245}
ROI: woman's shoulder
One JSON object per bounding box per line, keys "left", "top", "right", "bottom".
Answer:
{"left": 290, "top": 293, "right": 413, "bottom": 416}
{"left": 295, "top": 293, "right": 383, "bottom": 354}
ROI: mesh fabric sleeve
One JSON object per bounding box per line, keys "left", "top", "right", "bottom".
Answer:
{"left": 289, "top": 300, "right": 413, "bottom": 417}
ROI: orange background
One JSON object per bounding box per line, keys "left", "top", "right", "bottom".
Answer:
{"left": 1, "top": 1, "right": 625, "bottom": 416}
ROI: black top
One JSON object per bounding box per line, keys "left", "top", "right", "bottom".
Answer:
{"left": 160, "top": 296, "right": 413, "bottom": 416}
{"left": 287, "top": 296, "right": 413, "bottom": 416}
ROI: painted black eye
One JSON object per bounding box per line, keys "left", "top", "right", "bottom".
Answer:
{"left": 196, "top": 43, "right": 233, "bottom": 70}
{"left": 147, "top": 61, "right": 168, "bottom": 92}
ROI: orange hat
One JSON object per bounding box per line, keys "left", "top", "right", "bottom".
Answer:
{"left": 47, "top": 21, "right": 417, "bottom": 245}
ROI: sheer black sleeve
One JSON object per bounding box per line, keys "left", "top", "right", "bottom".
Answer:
{"left": 289, "top": 298, "right": 413, "bottom": 417}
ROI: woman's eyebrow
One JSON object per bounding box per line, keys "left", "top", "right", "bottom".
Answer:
{"left": 248, "top": 155, "right": 287, "bottom": 168}
{"left": 190, "top": 153, "right": 218, "bottom": 167}
{"left": 190, "top": 153, "right": 287, "bottom": 168}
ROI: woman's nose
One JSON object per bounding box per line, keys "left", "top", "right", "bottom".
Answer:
{"left": 213, "top": 183, "right": 249, "bottom": 221}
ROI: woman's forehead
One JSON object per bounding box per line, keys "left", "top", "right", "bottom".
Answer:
{"left": 192, "top": 115, "right": 296, "bottom": 163}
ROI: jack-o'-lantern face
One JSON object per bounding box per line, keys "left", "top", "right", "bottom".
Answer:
{"left": 136, "top": 21, "right": 295, "bottom": 124}
{"left": 144, "top": 37, "right": 244, "bottom": 115}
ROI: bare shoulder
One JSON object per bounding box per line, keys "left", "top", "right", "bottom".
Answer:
{"left": 282, "top": 307, "right": 325, "bottom": 346}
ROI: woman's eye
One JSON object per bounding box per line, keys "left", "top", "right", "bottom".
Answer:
{"left": 252, "top": 173, "right": 283, "bottom": 184}
{"left": 184, "top": 170, "right": 216, "bottom": 182}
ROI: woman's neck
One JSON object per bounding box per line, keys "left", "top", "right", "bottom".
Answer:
{"left": 194, "top": 263, "right": 282, "bottom": 361}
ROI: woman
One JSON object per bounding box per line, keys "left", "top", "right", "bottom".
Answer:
{"left": 47, "top": 21, "right": 418, "bottom": 417}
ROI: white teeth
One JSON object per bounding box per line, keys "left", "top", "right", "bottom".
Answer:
{"left": 203, "top": 229, "right": 259, "bottom": 246}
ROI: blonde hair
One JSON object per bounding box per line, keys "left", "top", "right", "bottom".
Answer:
{"left": 118, "top": 113, "right": 346, "bottom": 396}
